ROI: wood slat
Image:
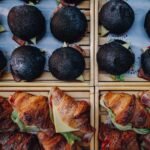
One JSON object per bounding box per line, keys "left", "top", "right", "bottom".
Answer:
{"left": 78, "top": 1, "right": 90, "bottom": 9}
{"left": 0, "top": 91, "right": 90, "bottom": 99}
{"left": 0, "top": 69, "right": 90, "bottom": 81}
{"left": 76, "top": 34, "right": 90, "bottom": 45}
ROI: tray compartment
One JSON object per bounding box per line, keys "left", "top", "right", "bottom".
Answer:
{"left": 95, "top": 0, "right": 150, "bottom": 86}
{"left": 0, "top": 0, "right": 94, "bottom": 87}
{"left": 0, "top": 86, "right": 95, "bottom": 150}
{"left": 95, "top": 86, "right": 150, "bottom": 150}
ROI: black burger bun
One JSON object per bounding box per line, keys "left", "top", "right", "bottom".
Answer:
{"left": 10, "top": 46, "right": 45, "bottom": 82}
{"left": 99, "top": 0, "right": 134, "bottom": 34}
{"left": 50, "top": 6, "right": 87, "bottom": 43}
{"left": 141, "top": 49, "right": 150, "bottom": 76}
{"left": 144, "top": 10, "right": 150, "bottom": 38}
{"left": 0, "top": 50, "right": 7, "bottom": 72}
{"left": 8, "top": 5, "right": 45, "bottom": 41}
{"left": 97, "top": 40, "right": 135, "bottom": 75}
{"left": 48, "top": 47, "right": 85, "bottom": 81}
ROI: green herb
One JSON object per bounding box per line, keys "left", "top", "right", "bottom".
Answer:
{"left": 133, "top": 128, "right": 150, "bottom": 134}
{"left": 76, "top": 75, "right": 84, "bottom": 81}
{"left": 111, "top": 75, "right": 125, "bottom": 81}
{"left": 30, "top": 37, "right": 36, "bottom": 45}
{"left": 11, "top": 110, "right": 39, "bottom": 133}
{"left": 28, "top": 1, "right": 35, "bottom": 6}
{"left": 0, "top": 25, "right": 5, "bottom": 33}
{"left": 56, "top": 0, "right": 61, "bottom": 5}
{"left": 115, "top": 75, "right": 125, "bottom": 81}
{"left": 61, "top": 132, "right": 81, "bottom": 145}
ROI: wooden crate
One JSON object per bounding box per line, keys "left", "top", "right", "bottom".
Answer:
{"left": 0, "top": 0, "right": 95, "bottom": 87}
{"left": 95, "top": 0, "right": 150, "bottom": 87}
{"left": 0, "top": 86, "right": 95, "bottom": 150}
{"left": 95, "top": 86, "right": 150, "bottom": 150}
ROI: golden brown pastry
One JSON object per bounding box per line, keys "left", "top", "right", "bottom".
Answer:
{"left": 99, "top": 124, "right": 140, "bottom": 150}
{"left": 0, "top": 132, "right": 41, "bottom": 150}
{"left": 140, "top": 91, "right": 150, "bottom": 107}
{"left": 0, "top": 96, "right": 18, "bottom": 132}
{"left": 38, "top": 132, "right": 71, "bottom": 150}
{"left": 8, "top": 92, "right": 55, "bottom": 136}
{"left": 50, "top": 87, "right": 95, "bottom": 141}
{"left": 101, "top": 92, "right": 150, "bottom": 133}
{"left": 104, "top": 92, "right": 135, "bottom": 125}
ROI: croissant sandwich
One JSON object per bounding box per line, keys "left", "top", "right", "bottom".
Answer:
{"left": 38, "top": 132, "right": 73, "bottom": 150}
{"left": 0, "top": 132, "right": 41, "bottom": 150}
{"left": 49, "top": 87, "right": 95, "bottom": 147}
{"left": 100, "top": 92, "right": 150, "bottom": 134}
{"left": 8, "top": 92, "right": 55, "bottom": 136}
{"left": 0, "top": 96, "right": 18, "bottom": 132}
{"left": 99, "top": 123, "right": 140, "bottom": 150}
{"left": 0, "top": 87, "right": 94, "bottom": 150}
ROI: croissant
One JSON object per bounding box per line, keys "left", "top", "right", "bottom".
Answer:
{"left": 99, "top": 124, "right": 140, "bottom": 150}
{"left": 101, "top": 92, "right": 150, "bottom": 133}
{"left": 0, "top": 132, "right": 41, "bottom": 150}
{"left": 140, "top": 134, "right": 150, "bottom": 150}
{"left": 49, "top": 87, "right": 95, "bottom": 141}
{"left": 0, "top": 96, "right": 18, "bottom": 132}
{"left": 140, "top": 91, "right": 150, "bottom": 107}
{"left": 38, "top": 132, "right": 72, "bottom": 150}
{"left": 8, "top": 92, "right": 55, "bottom": 136}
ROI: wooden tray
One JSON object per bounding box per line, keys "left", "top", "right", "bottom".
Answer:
{"left": 0, "top": 86, "right": 95, "bottom": 150}
{"left": 94, "top": 86, "right": 150, "bottom": 150}
{"left": 95, "top": 0, "right": 150, "bottom": 86}
{"left": 0, "top": 0, "right": 94, "bottom": 87}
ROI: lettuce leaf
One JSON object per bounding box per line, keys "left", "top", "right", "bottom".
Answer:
{"left": 99, "top": 25, "right": 109, "bottom": 37}
{"left": 100, "top": 96, "right": 132, "bottom": 131}
{"left": 11, "top": 110, "right": 40, "bottom": 133}
{"left": 28, "top": 1, "right": 35, "bottom": 5}
{"left": 0, "top": 25, "right": 5, "bottom": 33}
{"left": 56, "top": 0, "right": 61, "bottom": 5}
{"left": 100, "top": 95, "right": 150, "bottom": 134}
{"left": 111, "top": 75, "right": 125, "bottom": 81}
{"left": 61, "top": 132, "right": 81, "bottom": 145}
{"left": 30, "top": 37, "right": 36, "bottom": 45}
{"left": 76, "top": 75, "right": 84, "bottom": 81}
{"left": 133, "top": 128, "right": 150, "bottom": 134}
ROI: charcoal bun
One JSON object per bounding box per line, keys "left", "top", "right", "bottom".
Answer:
{"left": 97, "top": 40, "right": 135, "bottom": 75}
{"left": 8, "top": 5, "right": 45, "bottom": 41}
{"left": 0, "top": 50, "right": 7, "bottom": 71}
{"left": 144, "top": 10, "right": 150, "bottom": 37}
{"left": 141, "top": 49, "right": 150, "bottom": 76}
{"left": 10, "top": 45, "right": 45, "bottom": 81}
{"left": 50, "top": 6, "right": 87, "bottom": 43}
{"left": 48, "top": 47, "right": 85, "bottom": 80}
{"left": 99, "top": 0, "right": 134, "bottom": 34}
